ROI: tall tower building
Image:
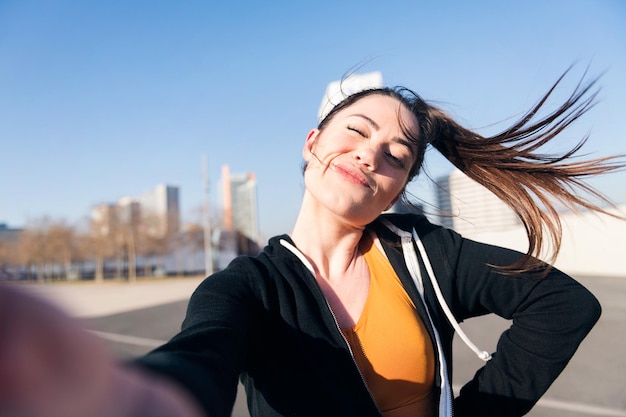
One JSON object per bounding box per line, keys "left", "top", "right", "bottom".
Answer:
{"left": 138, "top": 184, "right": 180, "bottom": 238}
{"left": 436, "top": 169, "right": 519, "bottom": 235}
{"left": 222, "top": 164, "right": 259, "bottom": 244}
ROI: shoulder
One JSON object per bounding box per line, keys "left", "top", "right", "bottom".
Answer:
{"left": 194, "top": 234, "right": 306, "bottom": 295}
{"left": 376, "top": 212, "right": 432, "bottom": 230}
{"left": 375, "top": 212, "right": 462, "bottom": 247}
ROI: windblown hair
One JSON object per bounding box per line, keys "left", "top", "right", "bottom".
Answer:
{"left": 320, "top": 67, "right": 625, "bottom": 274}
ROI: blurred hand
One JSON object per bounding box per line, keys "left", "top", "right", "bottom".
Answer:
{"left": 0, "top": 283, "right": 205, "bottom": 417}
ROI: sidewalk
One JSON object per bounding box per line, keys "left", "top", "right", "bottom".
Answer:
{"left": 23, "top": 276, "right": 206, "bottom": 318}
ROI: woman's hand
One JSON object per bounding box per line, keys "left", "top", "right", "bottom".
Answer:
{"left": 0, "top": 283, "right": 205, "bottom": 417}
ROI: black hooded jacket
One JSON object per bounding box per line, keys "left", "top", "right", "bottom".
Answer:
{"left": 134, "top": 213, "right": 601, "bottom": 417}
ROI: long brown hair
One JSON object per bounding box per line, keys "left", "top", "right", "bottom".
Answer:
{"left": 424, "top": 68, "right": 625, "bottom": 273}
{"left": 321, "top": 67, "right": 625, "bottom": 273}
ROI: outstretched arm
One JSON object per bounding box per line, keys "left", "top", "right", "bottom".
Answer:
{"left": 0, "top": 283, "right": 205, "bottom": 417}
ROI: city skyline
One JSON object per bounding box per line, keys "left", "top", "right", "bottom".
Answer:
{"left": 221, "top": 165, "right": 260, "bottom": 244}
{"left": 2, "top": 1, "right": 625, "bottom": 241}
{"left": 91, "top": 183, "right": 180, "bottom": 239}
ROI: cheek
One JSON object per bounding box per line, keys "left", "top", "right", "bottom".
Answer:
{"left": 312, "top": 131, "right": 353, "bottom": 154}
{"left": 381, "top": 174, "right": 409, "bottom": 201}
{"left": 308, "top": 145, "right": 345, "bottom": 169}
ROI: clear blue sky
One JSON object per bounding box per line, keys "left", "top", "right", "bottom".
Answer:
{"left": 1, "top": 0, "right": 625, "bottom": 240}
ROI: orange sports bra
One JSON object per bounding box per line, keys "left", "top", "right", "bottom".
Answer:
{"left": 341, "top": 234, "right": 435, "bottom": 417}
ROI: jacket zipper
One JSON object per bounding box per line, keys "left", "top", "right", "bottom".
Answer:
{"left": 323, "top": 297, "right": 383, "bottom": 417}
{"left": 279, "top": 238, "right": 383, "bottom": 416}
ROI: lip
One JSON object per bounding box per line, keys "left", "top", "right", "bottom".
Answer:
{"left": 331, "top": 163, "right": 372, "bottom": 188}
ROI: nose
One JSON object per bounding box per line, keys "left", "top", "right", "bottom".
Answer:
{"left": 353, "top": 144, "right": 378, "bottom": 171}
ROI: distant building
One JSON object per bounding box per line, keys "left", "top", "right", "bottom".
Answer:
{"left": 432, "top": 169, "right": 626, "bottom": 277}
{"left": 387, "top": 199, "right": 424, "bottom": 215}
{"left": 90, "top": 204, "right": 119, "bottom": 236}
{"left": 221, "top": 165, "right": 260, "bottom": 254}
{"left": 117, "top": 197, "right": 141, "bottom": 229}
{"left": 0, "top": 223, "right": 22, "bottom": 243}
{"left": 318, "top": 71, "right": 383, "bottom": 121}
{"left": 138, "top": 184, "right": 180, "bottom": 238}
{"left": 88, "top": 184, "right": 182, "bottom": 278}
{"left": 0, "top": 223, "right": 24, "bottom": 280}
{"left": 90, "top": 184, "right": 180, "bottom": 239}
{"left": 435, "top": 169, "right": 519, "bottom": 235}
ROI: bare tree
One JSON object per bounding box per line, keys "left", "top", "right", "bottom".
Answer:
{"left": 15, "top": 217, "right": 54, "bottom": 282}
{"left": 99, "top": 201, "right": 139, "bottom": 282}
{"left": 88, "top": 204, "right": 138, "bottom": 282}
{"left": 46, "top": 221, "right": 78, "bottom": 280}
{"left": 178, "top": 222, "right": 204, "bottom": 275}
{"left": 184, "top": 204, "right": 223, "bottom": 276}
{"left": 136, "top": 212, "right": 172, "bottom": 278}
{"left": 0, "top": 240, "right": 16, "bottom": 280}
{"left": 81, "top": 217, "right": 114, "bottom": 283}
{"left": 125, "top": 226, "right": 138, "bottom": 282}
{"left": 70, "top": 230, "right": 91, "bottom": 280}
{"left": 111, "top": 220, "right": 138, "bottom": 282}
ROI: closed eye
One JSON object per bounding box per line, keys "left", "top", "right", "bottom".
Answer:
{"left": 349, "top": 125, "right": 408, "bottom": 169}
{"left": 385, "top": 152, "right": 406, "bottom": 169}
{"left": 347, "top": 126, "right": 366, "bottom": 137}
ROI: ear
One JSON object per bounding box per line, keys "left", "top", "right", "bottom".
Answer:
{"left": 302, "top": 129, "right": 320, "bottom": 162}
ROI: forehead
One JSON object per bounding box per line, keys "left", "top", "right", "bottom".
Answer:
{"left": 337, "top": 94, "right": 419, "bottom": 132}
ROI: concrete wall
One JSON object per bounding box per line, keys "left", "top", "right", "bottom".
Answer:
{"left": 458, "top": 204, "right": 626, "bottom": 278}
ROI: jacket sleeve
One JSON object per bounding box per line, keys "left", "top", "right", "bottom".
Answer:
{"left": 132, "top": 258, "right": 259, "bottom": 417}
{"left": 426, "top": 226, "right": 602, "bottom": 417}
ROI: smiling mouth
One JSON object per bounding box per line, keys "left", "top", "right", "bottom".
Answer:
{"left": 332, "top": 164, "right": 371, "bottom": 188}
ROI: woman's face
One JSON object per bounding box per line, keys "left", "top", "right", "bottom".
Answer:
{"left": 302, "top": 94, "right": 419, "bottom": 226}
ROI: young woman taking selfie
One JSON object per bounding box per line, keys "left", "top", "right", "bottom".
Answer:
{"left": 1, "top": 67, "right": 623, "bottom": 417}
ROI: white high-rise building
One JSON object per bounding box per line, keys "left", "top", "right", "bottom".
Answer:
{"left": 139, "top": 184, "right": 180, "bottom": 238}
{"left": 318, "top": 71, "right": 383, "bottom": 121}
{"left": 436, "top": 169, "right": 519, "bottom": 235}
{"left": 222, "top": 165, "right": 259, "bottom": 245}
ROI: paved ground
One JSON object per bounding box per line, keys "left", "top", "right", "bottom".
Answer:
{"left": 25, "top": 276, "right": 205, "bottom": 318}
{"left": 21, "top": 274, "right": 626, "bottom": 417}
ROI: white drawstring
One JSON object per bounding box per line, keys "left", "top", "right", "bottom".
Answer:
{"left": 411, "top": 229, "right": 493, "bottom": 362}
{"left": 379, "top": 220, "right": 453, "bottom": 417}
{"left": 281, "top": 225, "right": 492, "bottom": 417}
{"left": 279, "top": 239, "right": 316, "bottom": 275}
{"left": 379, "top": 220, "right": 491, "bottom": 362}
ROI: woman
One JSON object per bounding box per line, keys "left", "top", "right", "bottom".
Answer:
{"left": 0, "top": 69, "right": 623, "bottom": 417}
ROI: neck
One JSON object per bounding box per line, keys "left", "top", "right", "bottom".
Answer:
{"left": 290, "top": 193, "right": 367, "bottom": 281}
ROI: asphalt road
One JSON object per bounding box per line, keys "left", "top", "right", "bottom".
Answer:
{"left": 82, "top": 275, "right": 626, "bottom": 417}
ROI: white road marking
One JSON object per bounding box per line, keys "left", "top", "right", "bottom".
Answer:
{"left": 90, "top": 330, "right": 166, "bottom": 348}
{"left": 536, "top": 398, "right": 626, "bottom": 416}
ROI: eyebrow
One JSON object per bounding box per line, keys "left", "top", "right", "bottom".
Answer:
{"left": 350, "top": 113, "right": 416, "bottom": 157}
{"left": 351, "top": 113, "right": 380, "bottom": 130}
